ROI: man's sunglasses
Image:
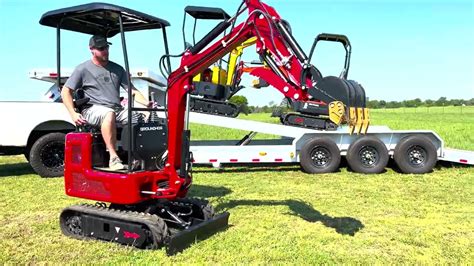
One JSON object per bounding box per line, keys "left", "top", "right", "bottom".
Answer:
{"left": 95, "top": 45, "right": 109, "bottom": 51}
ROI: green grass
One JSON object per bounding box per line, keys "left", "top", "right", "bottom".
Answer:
{"left": 1, "top": 108, "right": 473, "bottom": 264}
{"left": 370, "top": 106, "right": 474, "bottom": 150}
{"left": 190, "top": 112, "right": 280, "bottom": 140}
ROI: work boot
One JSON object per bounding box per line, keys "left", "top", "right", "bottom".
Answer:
{"left": 109, "top": 156, "right": 125, "bottom": 170}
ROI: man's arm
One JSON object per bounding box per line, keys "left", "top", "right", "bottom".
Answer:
{"left": 61, "top": 86, "right": 87, "bottom": 125}
{"left": 131, "top": 87, "right": 150, "bottom": 107}
{"left": 120, "top": 69, "right": 150, "bottom": 107}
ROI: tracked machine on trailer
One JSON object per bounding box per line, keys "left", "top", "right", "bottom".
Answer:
{"left": 179, "top": 4, "right": 368, "bottom": 133}
{"left": 167, "top": 2, "right": 473, "bottom": 173}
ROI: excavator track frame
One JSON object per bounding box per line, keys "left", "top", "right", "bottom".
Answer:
{"left": 60, "top": 203, "right": 230, "bottom": 255}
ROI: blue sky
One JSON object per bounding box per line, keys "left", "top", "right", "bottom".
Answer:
{"left": 0, "top": 0, "right": 472, "bottom": 106}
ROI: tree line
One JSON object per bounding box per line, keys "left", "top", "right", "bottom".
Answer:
{"left": 365, "top": 97, "right": 474, "bottom": 109}
{"left": 230, "top": 96, "right": 474, "bottom": 114}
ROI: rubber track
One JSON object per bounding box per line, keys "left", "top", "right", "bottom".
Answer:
{"left": 60, "top": 204, "right": 169, "bottom": 249}
{"left": 190, "top": 98, "right": 240, "bottom": 118}
{"left": 281, "top": 113, "right": 337, "bottom": 130}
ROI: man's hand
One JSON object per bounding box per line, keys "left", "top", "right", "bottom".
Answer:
{"left": 72, "top": 112, "right": 87, "bottom": 126}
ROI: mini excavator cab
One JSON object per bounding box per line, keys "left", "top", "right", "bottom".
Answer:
{"left": 40, "top": 3, "right": 229, "bottom": 255}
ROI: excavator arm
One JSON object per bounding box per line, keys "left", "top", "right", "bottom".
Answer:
{"left": 185, "top": 0, "right": 368, "bottom": 132}
{"left": 165, "top": 0, "right": 369, "bottom": 190}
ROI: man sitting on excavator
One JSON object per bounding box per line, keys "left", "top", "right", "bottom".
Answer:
{"left": 61, "top": 35, "right": 150, "bottom": 170}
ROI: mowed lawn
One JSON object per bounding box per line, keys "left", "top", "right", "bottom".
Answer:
{"left": 0, "top": 107, "right": 473, "bottom": 264}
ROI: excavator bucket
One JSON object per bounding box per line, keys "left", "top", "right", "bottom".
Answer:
{"left": 348, "top": 107, "right": 357, "bottom": 134}
{"left": 361, "top": 108, "right": 370, "bottom": 134}
{"left": 347, "top": 107, "right": 370, "bottom": 135}
{"left": 354, "top": 108, "right": 364, "bottom": 134}
{"left": 166, "top": 212, "right": 230, "bottom": 255}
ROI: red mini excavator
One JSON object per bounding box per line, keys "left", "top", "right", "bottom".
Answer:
{"left": 39, "top": 3, "right": 229, "bottom": 255}
{"left": 39, "top": 0, "right": 368, "bottom": 255}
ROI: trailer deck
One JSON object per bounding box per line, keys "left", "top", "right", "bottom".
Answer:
{"left": 188, "top": 112, "right": 474, "bottom": 168}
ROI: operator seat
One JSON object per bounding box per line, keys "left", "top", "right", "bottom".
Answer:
{"left": 72, "top": 89, "right": 95, "bottom": 132}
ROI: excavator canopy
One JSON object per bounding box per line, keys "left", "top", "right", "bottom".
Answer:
{"left": 40, "top": 2, "right": 170, "bottom": 36}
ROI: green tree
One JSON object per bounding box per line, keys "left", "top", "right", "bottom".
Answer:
{"left": 436, "top": 97, "right": 448, "bottom": 106}
{"left": 386, "top": 101, "right": 401, "bottom": 108}
{"left": 450, "top": 99, "right": 462, "bottom": 106}
{"left": 229, "top": 95, "right": 250, "bottom": 115}
{"left": 414, "top": 98, "right": 422, "bottom": 106}
{"left": 367, "top": 100, "right": 380, "bottom": 109}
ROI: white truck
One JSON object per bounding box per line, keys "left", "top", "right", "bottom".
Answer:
{"left": 0, "top": 69, "right": 167, "bottom": 177}
{"left": 1, "top": 69, "right": 472, "bottom": 177}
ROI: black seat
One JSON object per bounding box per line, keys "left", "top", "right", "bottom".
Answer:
{"left": 73, "top": 89, "right": 90, "bottom": 113}
{"left": 72, "top": 89, "right": 98, "bottom": 132}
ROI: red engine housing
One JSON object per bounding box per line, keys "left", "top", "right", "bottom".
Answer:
{"left": 64, "top": 133, "right": 187, "bottom": 205}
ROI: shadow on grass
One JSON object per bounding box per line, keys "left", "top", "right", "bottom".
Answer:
{"left": 0, "top": 162, "right": 35, "bottom": 177}
{"left": 388, "top": 159, "right": 472, "bottom": 174}
{"left": 193, "top": 163, "right": 302, "bottom": 174}
{"left": 435, "top": 160, "right": 473, "bottom": 170}
{"left": 188, "top": 184, "right": 233, "bottom": 198}
{"left": 216, "top": 199, "right": 364, "bottom": 236}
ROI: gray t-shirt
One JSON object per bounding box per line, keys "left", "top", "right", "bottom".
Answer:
{"left": 64, "top": 60, "right": 129, "bottom": 109}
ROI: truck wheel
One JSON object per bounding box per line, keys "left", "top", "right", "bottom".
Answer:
{"left": 394, "top": 135, "right": 437, "bottom": 174}
{"left": 29, "top": 132, "right": 66, "bottom": 177}
{"left": 300, "top": 137, "right": 340, "bottom": 173}
{"left": 346, "top": 136, "right": 389, "bottom": 174}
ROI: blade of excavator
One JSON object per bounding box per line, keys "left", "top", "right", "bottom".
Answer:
{"left": 166, "top": 212, "right": 230, "bottom": 255}
{"left": 328, "top": 101, "right": 345, "bottom": 126}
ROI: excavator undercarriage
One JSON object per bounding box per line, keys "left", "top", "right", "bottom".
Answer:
{"left": 60, "top": 200, "right": 229, "bottom": 255}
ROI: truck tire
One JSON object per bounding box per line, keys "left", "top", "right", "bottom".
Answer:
{"left": 394, "top": 135, "right": 437, "bottom": 174}
{"left": 300, "top": 137, "right": 340, "bottom": 173}
{"left": 29, "top": 132, "right": 66, "bottom": 177}
{"left": 346, "top": 136, "right": 389, "bottom": 174}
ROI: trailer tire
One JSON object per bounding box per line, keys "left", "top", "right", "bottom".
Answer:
{"left": 29, "top": 132, "right": 65, "bottom": 177}
{"left": 300, "top": 137, "right": 340, "bottom": 173}
{"left": 394, "top": 135, "right": 437, "bottom": 174}
{"left": 346, "top": 136, "right": 389, "bottom": 174}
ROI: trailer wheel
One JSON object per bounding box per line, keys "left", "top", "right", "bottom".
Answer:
{"left": 346, "top": 136, "right": 389, "bottom": 174}
{"left": 300, "top": 137, "right": 340, "bottom": 173}
{"left": 29, "top": 132, "right": 65, "bottom": 177}
{"left": 394, "top": 135, "right": 437, "bottom": 174}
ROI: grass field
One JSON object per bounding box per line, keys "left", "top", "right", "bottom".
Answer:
{"left": 0, "top": 107, "right": 473, "bottom": 263}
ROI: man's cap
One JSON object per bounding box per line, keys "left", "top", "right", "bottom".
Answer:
{"left": 89, "top": 35, "right": 112, "bottom": 48}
